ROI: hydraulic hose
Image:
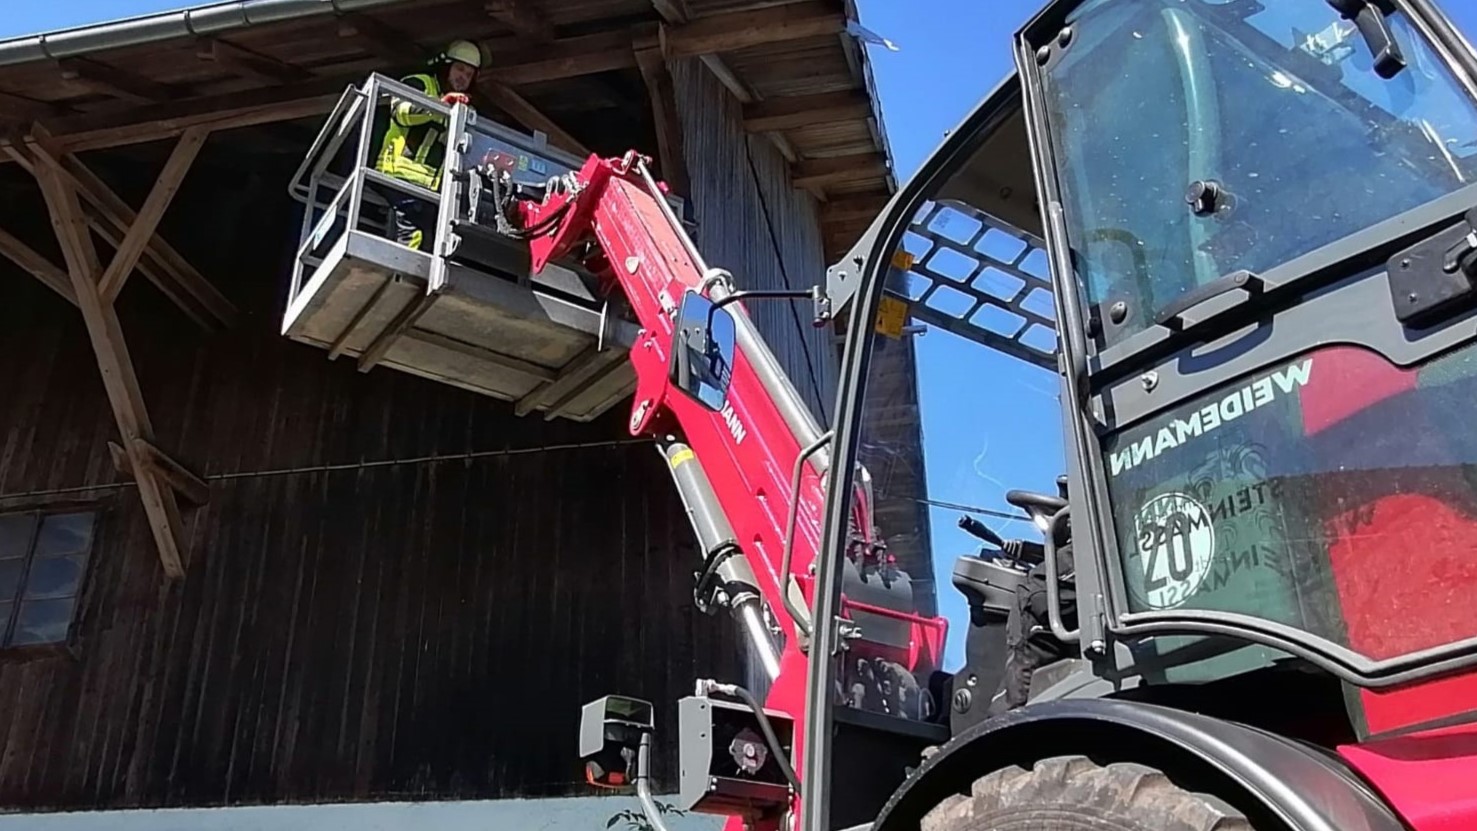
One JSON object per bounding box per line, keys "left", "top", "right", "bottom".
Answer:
{"left": 634, "top": 732, "right": 673, "bottom": 831}
{"left": 698, "top": 680, "right": 801, "bottom": 794}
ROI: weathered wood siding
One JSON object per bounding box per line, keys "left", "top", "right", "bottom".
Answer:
{"left": 0, "top": 147, "right": 746, "bottom": 809}
{"left": 670, "top": 58, "right": 840, "bottom": 424}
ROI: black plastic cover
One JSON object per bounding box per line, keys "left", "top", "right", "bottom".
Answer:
{"left": 1388, "top": 211, "right": 1477, "bottom": 328}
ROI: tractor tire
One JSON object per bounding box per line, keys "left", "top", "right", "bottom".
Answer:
{"left": 920, "top": 755, "right": 1255, "bottom": 831}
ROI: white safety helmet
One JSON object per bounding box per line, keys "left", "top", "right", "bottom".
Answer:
{"left": 442, "top": 40, "right": 483, "bottom": 69}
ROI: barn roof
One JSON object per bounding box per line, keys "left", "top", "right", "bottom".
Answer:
{"left": 0, "top": 0, "right": 896, "bottom": 260}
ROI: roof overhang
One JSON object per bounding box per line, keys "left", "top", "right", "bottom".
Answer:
{"left": 0, "top": 0, "right": 897, "bottom": 259}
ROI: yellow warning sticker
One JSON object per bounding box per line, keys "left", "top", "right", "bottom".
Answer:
{"left": 875, "top": 294, "right": 908, "bottom": 339}
{"left": 669, "top": 448, "right": 695, "bottom": 468}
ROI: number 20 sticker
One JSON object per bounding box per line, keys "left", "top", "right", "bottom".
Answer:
{"left": 1132, "top": 492, "right": 1216, "bottom": 610}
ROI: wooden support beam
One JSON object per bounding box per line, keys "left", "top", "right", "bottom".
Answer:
{"left": 486, "top": 0, "right": 556, "bottom": 42}
{"left": 792, "top": 153, "right": 889, "bottom": 188}
{"left": 5, "top": 76, "right": 349, "bottom": 157}
{"left": 477, "top": 81, "right": 590, "bottom": 157}
{"left": 58, "top": 58, "right": 179, "bottom": 104}
{"left": 33, "top": 155, "right": 187, "bottom": 580}
{"left": 743, "top": 90, "right": 871, "bottom": 133}
{"left": 197, "top": 38, "right": 303, "bottom": 85}
{"left": 0, "top": 224, "right": 76, "bottom": 306}
{"left": 2, "top": 140, "right": 194, "bottom": 319}
{"left": 98, "top": 127, "right": 209, "bottom": 302}
{"left": 634, "top": 45, "right": 690, "bottom": 196}
{"left": 697, "top": 54, "right": 754, "bottom": 102}
{"left": 663, "top": 2, "right": 844, "bottom": 58}
{"left": 27, "top": 127, "right": 235, "bottom": 329}
{"left": 108, "top": 439, "right": 210, "bottom": 507}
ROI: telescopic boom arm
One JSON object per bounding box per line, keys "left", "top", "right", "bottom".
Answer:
{"left": 505, "top": 150, "right": 947, "bottom": 825}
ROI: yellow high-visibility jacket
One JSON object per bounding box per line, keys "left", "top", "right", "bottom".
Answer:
{"left": 376, "top": 73, "right": 448, "bottom": 191}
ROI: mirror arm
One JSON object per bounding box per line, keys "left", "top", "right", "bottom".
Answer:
{"left": 707, "top": 287, "right": 831, "bottom": 331}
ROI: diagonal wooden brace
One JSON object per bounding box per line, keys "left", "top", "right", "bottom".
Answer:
{"left": 98, "top": 126, "right": 209, "bottom": 302}
{"left": 26, "top": 124, "right": 235, "bottom": 331}
{"left": 32, "top": 151, "right": 188, "bottom": 580}
{"left": 108, "top": 439, "right": 210, "bottom": 507}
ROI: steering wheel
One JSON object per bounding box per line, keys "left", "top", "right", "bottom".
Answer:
{"left": 1005, "top": 489, "right": 1067, "bottom": 515}
{"left": 1006, "top": 489, "right": 1067, "bottom": 537}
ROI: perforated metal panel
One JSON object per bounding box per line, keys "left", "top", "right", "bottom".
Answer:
{"left": 886, "top": 199, "right": 1058, "bottom": 370}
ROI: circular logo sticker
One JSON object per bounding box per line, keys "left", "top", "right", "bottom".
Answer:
{"left": 1131, "top": 492, "right": 1216, "bottom": 610}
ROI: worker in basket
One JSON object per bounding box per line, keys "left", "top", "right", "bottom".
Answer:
{"left": 375, "top": 39, "right": 483, "bottom": 251}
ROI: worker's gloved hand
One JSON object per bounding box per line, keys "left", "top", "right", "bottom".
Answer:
{"left": 441, "top": 92, "right": 471, "bottom": 106}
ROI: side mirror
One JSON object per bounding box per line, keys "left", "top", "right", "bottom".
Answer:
{"left": 671, "top": 290, "right": 736, "bottom": 411}
{"left": 579, "top": 695, "right": 654, "bottom": 790}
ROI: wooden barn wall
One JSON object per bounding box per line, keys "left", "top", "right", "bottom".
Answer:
{"left": 0, "top": 147, "right": 739, "bottom": 810}
{"left": 669, "top": 58, "right": 840, "bottom": 424}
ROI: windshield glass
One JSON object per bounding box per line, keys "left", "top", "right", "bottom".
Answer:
{"left": 1106, "top": 345, "right": 1477, "bottom": 663}
{"left": 1041, "top": 0, "right": 1477, "bottom": 348}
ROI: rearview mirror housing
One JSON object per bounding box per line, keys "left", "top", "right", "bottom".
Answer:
{"left": 670, "top": 290, "right": 737, "bottom": 411}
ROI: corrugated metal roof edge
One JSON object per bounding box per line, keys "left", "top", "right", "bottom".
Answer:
{"left": 0, "top": 0, "right": 409, "bottom": 68}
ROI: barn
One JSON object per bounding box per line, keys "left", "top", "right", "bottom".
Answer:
{"left": 0, "top": 0, "right": 901, "bottom": 823}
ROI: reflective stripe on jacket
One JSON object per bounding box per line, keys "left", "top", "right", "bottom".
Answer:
{"left": 376, "top": 73, "right": 446, "bottom": 190}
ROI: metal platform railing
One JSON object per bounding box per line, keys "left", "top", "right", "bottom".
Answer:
{"left": 286, "top": 73, "right": 585, "bottom": 309}
{"left": 278, "top": 74, "right": 641, "bottom": 423}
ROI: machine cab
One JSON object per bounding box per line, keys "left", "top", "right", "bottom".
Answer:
{"left": 809, "top": 0, "right": 1477, "bottom": 827}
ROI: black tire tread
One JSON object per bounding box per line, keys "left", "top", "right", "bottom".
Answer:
{"left": 920, "top": 754, "right": 1254, "bottom": 831}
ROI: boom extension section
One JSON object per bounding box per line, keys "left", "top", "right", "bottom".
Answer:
{"left": 501, "top": 150, "right": 948, "bottom": 823}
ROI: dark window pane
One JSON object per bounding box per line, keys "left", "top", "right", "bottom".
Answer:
{"left": 0, "top": 514, "right": 36, "bottom": 560}
{"left": 36, "top": 513, "right": 94, "bottom": 559}
{"left": 12, "top": 598, "right": 73, "bottom": 646}
{"left": 23, "top": 556, "right": 83, "bottom": 600}
{"left": 0, "top": 560, "right": 22, "bottom": 601}
{"left": 0, "top": 601, "right": 10, "bottom": 644}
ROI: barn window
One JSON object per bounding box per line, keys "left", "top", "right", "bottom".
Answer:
{"left": 0, "top": 510, "right": 96, "bottom": 649}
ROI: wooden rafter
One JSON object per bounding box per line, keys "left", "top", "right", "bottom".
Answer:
{"left": 663, "top": 2, "right": 844, "bottom": 58}
{"left": 743, "top": 90, "right": 871, "bottom": 133}
{"left": 1, "top": 76, "right": 348, "bottom": 157}
{"left": 633, "top": 42, "right": 690, "bottom": 196}
{"left": 792, "top": 152, "right": 889, "bottom": 188}
{"left": 486, "top": 0, "right": 555, "bottom": 42}
{"left": 338, "top": 14, "right": 429, "bottom": 67}
{"left": 29, "top": 145, "right": 191, "bottom": 580}
{"left": 58, "top": 57, "right": 180, "bottom": 104}
{"left": 26, "top": 126, "right": 234, "bottom": 330}
{"left": 198, "top": 38, "right": 303, "bottom": 85}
